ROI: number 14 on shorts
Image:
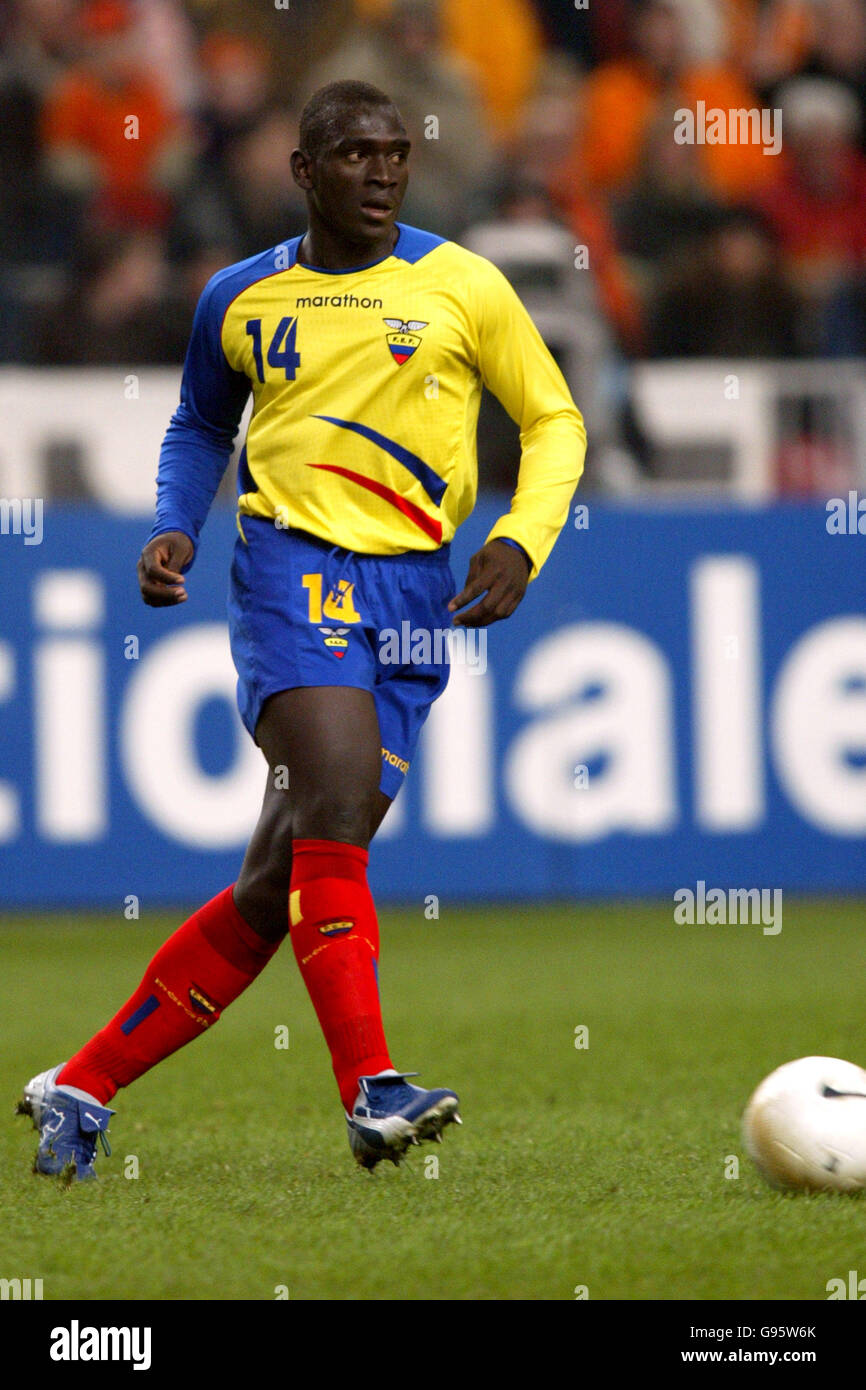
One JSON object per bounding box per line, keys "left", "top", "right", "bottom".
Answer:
{"left": 301, "top": 573, "right": 362, "bottom": 623}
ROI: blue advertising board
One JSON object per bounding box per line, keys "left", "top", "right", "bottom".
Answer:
{"left": 0, "top": 498, "right": 863, "bottom": 905}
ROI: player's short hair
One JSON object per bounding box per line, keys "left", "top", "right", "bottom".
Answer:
{"left": 299, "top": 81, "right": 405, "bottom": 160}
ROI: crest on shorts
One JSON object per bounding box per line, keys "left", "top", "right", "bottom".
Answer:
{"left": 383, "top": 317, "right": 428, "bottom": 365}
{"left": 319, "top": 626, "right": 351, "bottom": 658}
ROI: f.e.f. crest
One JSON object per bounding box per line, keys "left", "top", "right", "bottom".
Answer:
{"left": 383, "top": 318, "right": 428, "bottom": 366}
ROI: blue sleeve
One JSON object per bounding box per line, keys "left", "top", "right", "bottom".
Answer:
{"left": 496, "top": 537, "right": 532, "bottom": 570}
{"left": 148, "top": 273, "right": 251, "bottom": 564}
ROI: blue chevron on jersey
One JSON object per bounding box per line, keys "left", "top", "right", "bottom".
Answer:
{"left": 311, "top": 415, "right": 447, "bottom": 506}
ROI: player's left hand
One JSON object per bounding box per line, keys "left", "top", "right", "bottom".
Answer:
{"left": 448, "top": 540, "right": 531, "bottom": 628}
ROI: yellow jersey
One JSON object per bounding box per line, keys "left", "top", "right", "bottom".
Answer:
{"left": 153, "top": 223, "right": 586, "bottom": 577}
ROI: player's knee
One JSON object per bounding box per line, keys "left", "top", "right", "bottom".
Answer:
{"left": 291, "top": 787, "right": 378, "bottom": 848}
{"left": 233, "top": 867, "right": 290, "bottom": 943}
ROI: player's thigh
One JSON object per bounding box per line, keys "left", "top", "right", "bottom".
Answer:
{"left": 254, "top": 685, "right": 383, "bottom": 844}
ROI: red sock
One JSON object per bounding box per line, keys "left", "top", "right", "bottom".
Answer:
{"left": 57, "top": 886, "right": 281, "bottom": 1104}
{"left": 289, "top": 838, "right": 392, "bottom": 1110}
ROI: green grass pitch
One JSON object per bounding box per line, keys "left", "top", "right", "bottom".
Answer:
{"left": 1, "top": 899, "right": 864, "bottom": 1301}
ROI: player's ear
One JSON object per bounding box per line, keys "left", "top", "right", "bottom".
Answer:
{"left": 291, "top": 148, "right": 314, "bottom": 191}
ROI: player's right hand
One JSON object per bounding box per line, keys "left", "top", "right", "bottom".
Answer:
{"left": 137, "top": 531, "right": 194, "bottom": 606}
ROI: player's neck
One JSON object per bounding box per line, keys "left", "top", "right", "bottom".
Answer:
{"left": 297, "top": 225, "right": 399, "bottom": 273}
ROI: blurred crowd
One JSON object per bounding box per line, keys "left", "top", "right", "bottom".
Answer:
{"left": 2, "top": 0, "right": 866, "bottom": 373}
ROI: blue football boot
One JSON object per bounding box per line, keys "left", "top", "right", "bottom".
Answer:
{"left": 347, "top": 1069, "right": 461, "bottom": 1170}
{"left": 16, "top": 1065, "right": 113, "bottom": 1181}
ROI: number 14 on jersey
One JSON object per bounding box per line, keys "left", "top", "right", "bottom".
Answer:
{"left": 245, "top": 317, "right": 301, "bottom": 382}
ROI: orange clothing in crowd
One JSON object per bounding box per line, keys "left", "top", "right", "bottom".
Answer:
{"left": 576, "top": 60, "right": 779, "bottom": 203}
{"left": 353, "top": 0, "right": 543, "bottom": 141}
{"left": 732, "top": 0, "right": 814, "bottom": 72}
{"left": 41, "top": 70, "right": 179, "bottom": 227}
{"left": 717, "top": 0, "right": 810, "bottom": 67}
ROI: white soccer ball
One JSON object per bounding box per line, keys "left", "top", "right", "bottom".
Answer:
{"left": 743, "top": 1056, "right": 866, "bottom": 1192}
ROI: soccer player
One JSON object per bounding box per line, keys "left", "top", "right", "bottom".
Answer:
{"left": 18, "top": 81, "right": 586, "bottom": 1178}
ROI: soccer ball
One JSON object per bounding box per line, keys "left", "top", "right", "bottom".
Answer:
{"left": 743, "top": 1056, "right": 866, "bottom": 1192}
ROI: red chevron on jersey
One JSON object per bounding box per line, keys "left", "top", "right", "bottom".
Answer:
{"left": 308, "top": 463, "right": 443, "bottom": 543}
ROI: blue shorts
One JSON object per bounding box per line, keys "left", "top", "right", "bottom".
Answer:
{"left": 227, "top": 518, "right": 455, "bottom": 799}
